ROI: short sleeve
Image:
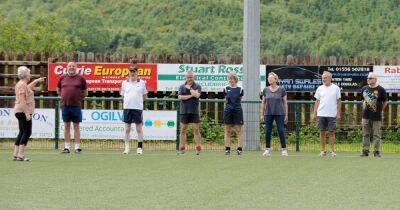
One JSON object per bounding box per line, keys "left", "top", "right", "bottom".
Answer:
{"left": 240, "top": 87, "right": 244, "bottom": 97}
{"left": 262, "top": 88, "right": 266, "bottom": 97}
{"left": 57, "top": 76, "right": 63, "bottom": 89}
{"left": 381, "top": 87, "right": 387, "bottom": 102}
{"left": 197, "top": 84, "right": 202, "bottom": 93}
{"left": 336, "top": 86, "right": 341, "bottom": 99}
{"left": 314, "top": 87, "right": 321, "bottom": 100}
{"left": 17, "top": 83, "right": 28, "bottom": 95}
{"left": 81, "top": 77, "right": 88, "bottom": 90}
{"left": 142, "top": 81, "right": 148, "bottom": 95}
{"left": 178, "top": 85, "right": 184, "bottom": 95}
{"left": 281, "top": 87, "right": 287, "bottom": 97}
{"left": 120, "top": 81, "right": 125, "bottom": 96}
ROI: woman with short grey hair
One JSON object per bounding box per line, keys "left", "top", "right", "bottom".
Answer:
{"left": 261, "top": 72, "right": 289, "bottom": 157}
{"left": 13, "top": 66, "right": 45, "bottom": 161}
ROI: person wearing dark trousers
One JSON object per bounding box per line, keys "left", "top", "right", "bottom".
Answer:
{"left": 360, "top": 72, "right": 387, "bottom": 157}
{"left": 57, "top": 62, "right": 88, "bottom": 154}
{"left": 13, "top": 66, "right": 45, "bottom": 161}
{"left": 178, "top": 71, "right": 202, "bottom": 155}
{"left": 261, "top": 72, "right": 289, "bottom": 157}
{"left": 223, "top": 73, "right": 244, "bottom": 155}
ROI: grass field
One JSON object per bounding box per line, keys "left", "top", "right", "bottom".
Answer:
{"left": 1, "top": 150, "right": 400, "bottom": 210}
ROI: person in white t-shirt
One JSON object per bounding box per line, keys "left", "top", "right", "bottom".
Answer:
{"left": 312, "top": 71, "right": 341, "bottom": 158}
{"left": 120, "top": 66, "right": 148, "bottom": 155}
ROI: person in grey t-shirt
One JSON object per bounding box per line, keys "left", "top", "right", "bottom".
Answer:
{"left": 177, "top": 71, "right": 202, "bottom": 155}
{"left": 261, "top": 72, "right": 289, "bottom": 157}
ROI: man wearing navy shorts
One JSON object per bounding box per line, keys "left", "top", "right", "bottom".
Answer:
{"left": 57, "top": 62, "right": 88, "bottom": 153}
{"left": 120, "top": 66, "right": 148, "bottom": 155}
{"left": 178, "top": 71, "right": 202, "bottom": 155}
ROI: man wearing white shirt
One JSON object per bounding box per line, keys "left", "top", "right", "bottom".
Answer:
{"left": 120, "top": 66, "right": 148, "bottom": 154}
{"left": 312, "top": 71, "right": 341, "bottom": 158}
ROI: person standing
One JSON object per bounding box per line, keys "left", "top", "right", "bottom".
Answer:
{"left": 261, "top": 72, "right": 289, "bottom": 157}
{"left": 57, "top": 62, "right": 88, "bottom": 154}
{"left": 178, "top": 71, "right": 202, "bottom": 155}
{"left": 13, "top": 66, "right": 45, "bottom": 161}
{"left": 120, "top": 66, "right": 148, "bottom": 155}
{"left": 223, "top": 73, "right": 244, "bottom": 155}
{"left": 312, "top": 71, "right": 341, "bottom": 158}
{"left": 360, "top": 72, "right": 387, "bottom": 157}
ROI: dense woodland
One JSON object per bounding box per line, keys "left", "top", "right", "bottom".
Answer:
{"left": 0, "top": 0, "right": 399, "bottom": 56}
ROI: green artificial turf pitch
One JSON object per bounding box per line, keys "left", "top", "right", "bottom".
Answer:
{"left": 1, "top": 150, "right": 399, "bottom": 210}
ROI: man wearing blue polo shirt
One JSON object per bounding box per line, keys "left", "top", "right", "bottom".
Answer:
{"left": 178, "top": 71, "right": 202, "bottom": 155}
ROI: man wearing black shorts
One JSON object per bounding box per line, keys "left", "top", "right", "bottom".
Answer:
{"left": 178, "top": 71, "right": 202, "bottom": 155}
{"left": 120, "top": 66, "right": 148, "bottom": 155}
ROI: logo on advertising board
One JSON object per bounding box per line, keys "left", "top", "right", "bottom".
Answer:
{"left": 47, "top": 63, "right": 157, "bottom": 91}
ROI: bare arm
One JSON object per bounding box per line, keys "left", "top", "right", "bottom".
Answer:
{"left": 337, "top": 99, "right": 342, "bottom": 119}
{"left": 82, "top": 89, "right": 88, "bottom": 98}
{"left": 178, "top": 94, "right": 193, "bottom": 100}
{"left": 143, "top": 94, "right": 148, "bottom": 101}
{"left": 27, "top": 77, "right": 45, "bottom": 91}
{"left": 56, "top": 87, "right": 61, "bottom": 95}
{"left": 312, "top": 100, "right": 320, "bottom": 120}
{"left": 260, "top": 96, "right": 266, "bottom": 117}
{"left": 382, "top": 101, "right": 388, "bottom": 111}
{"left": 283, "top": 95, "right": 288, "bottom": 123}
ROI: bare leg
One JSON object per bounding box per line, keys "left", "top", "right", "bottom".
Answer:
{"left": 320, "top": 131, "right": 326, "bottom": 152}
{"left": 329, "top": 131, "right": 335, "bottom": 152}
{"left": 234, "top": 125, "right": 243, "bottom": 148}
{"left": 193, "top": 123, "right": 202, "bottom": 148}
{"left": 224, "top": 125, "right": 232, "bottom": 148}
{"left": 64, "top": 122, "right": 71, "bottom": 149}
{"left": 179, "top": 123, "right": 188, "bottom": 150}
{"left": 73, "top": 123, "right": 80, "bottom": 149}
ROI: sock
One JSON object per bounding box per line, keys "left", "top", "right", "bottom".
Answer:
{"left": 74, "top": 143, "right": 79, "bottom": 150}
{"left": 225, "top": 147, "right": 231, "bottom": 151}
{"left": 237, "top": 147, "right": 242, "bottom": 151}
{"left": 65, "top": 142, "right": 70, "bottom": 149}
{"left": 124, "top": 136, "right": 130, "bottom": 149}
{"left": 138, "top": 141, "right": 143, "bottom": 149}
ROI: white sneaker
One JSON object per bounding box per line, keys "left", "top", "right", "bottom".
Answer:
{"left": 319, "top": 151, "right": 327, "bottom": 157}
{"left": 330, "top": 151, "right": 336, "bottom": 158}
{"left": 123, "top": 148, "right": 130, "bottom": 154}
{"left": 262, "top": 149, "right": 271, "bottom": 157}
{"left": 137, "top": 148, "right": 143, "bottom": 155}
{"left": 281, "top": 150, "right": 289, "bottom": 156}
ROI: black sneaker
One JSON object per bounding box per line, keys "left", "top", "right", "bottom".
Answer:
{"left": 74, "top": 149, "right": 82, "bottom": 154}
{"left": 373, "top": 151, "right": 381, "bottom": 157}
{"left": 225, "top": 150, "right": 231, "bottom": 155}
{"left": 237, "top": 150, "right": 243, "bottom": 155}
{"left": 360, "top": 149, "right": 369, "bottom": 157}
{"left": 61, "top": 148, "right": 70, "bottom": 154}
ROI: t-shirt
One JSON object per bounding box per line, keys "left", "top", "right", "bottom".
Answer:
{"left": 14, "top": 81, "right": 35, "bottom": 115}
{"left": 120, "top": 78, "right": 148, "bottom": 110}
{"left": 361, "top": 85, "right": 387, "bottom": 121}
{"left": 57, "top": 74, "right": 87, "bottom": 107}
{"left": 314, "top": 83, "right": 341, "bottom": 117}
{"left": 178, "top": 82, "right": 202, "bottom": 114}
{"left": 262, "top": 86, "right": 287, "bottom": 115}
{"left": 223, "top": 86, "right": 243, "bottom": 111}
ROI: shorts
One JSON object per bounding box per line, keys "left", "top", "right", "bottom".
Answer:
{"left": 123, "top": 109, "right": 143, "bottom": 124}
{"left": 62, "top": 106, "right": 82, "bottom": 123}
{"left": 180, "top": 114, "right": 200, "bottom": 124}
{"left": 317, "top": 117, "right": 336, "bottom": 131}
{"left": 223, "top": 109, "right": 243, "bottom": 125}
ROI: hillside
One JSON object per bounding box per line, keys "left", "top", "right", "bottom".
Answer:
{"left": 0, "top": 0, "right": 399, "bottom": 56}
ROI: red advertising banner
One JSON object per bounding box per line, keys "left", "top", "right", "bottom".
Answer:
{"left": 47, "top": 63, "right": 157, "bottom": 91}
